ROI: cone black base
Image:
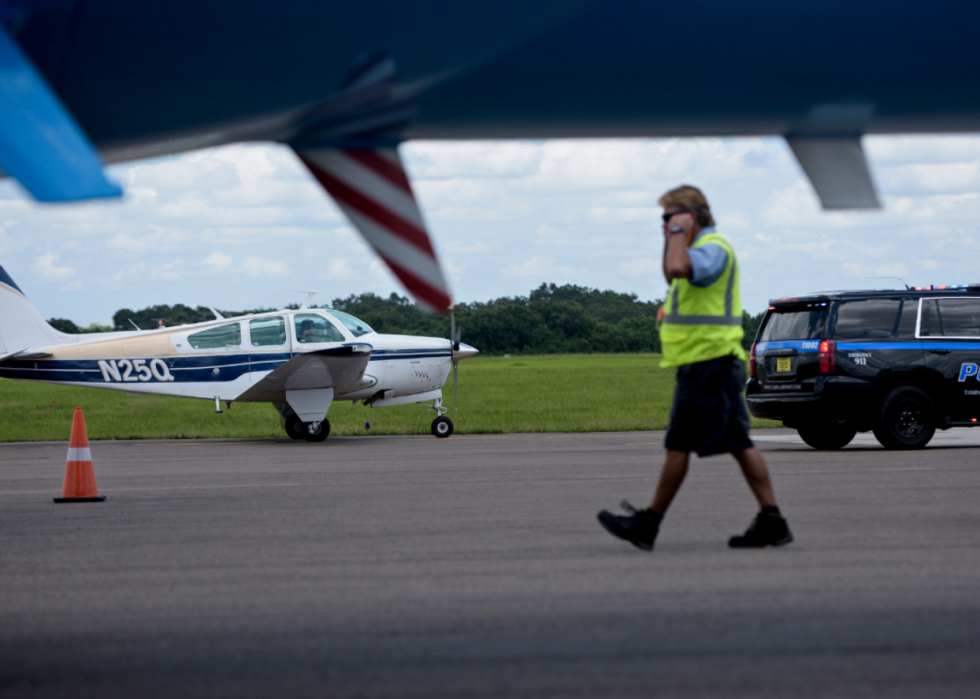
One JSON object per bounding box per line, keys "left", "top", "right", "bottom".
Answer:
{"left": 53, "top": 496, "right": 106, "bottom": 503}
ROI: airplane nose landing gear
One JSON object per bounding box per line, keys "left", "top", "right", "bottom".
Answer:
{"left": 431, "top": 415, "right": 453, "bottom": 438}
{"left": 425, "top": 396, "right": 454, "bottom": 438}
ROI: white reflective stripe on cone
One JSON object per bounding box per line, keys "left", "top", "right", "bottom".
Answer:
{"left": 66, "top": 447, "right": 92, "bottom": 462}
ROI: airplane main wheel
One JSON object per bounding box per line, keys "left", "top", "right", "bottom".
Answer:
{"left": 431, "top": 416, "right": 453, "bottom": 438}
{"left": 284, "top": 415, "right": 306, "bottom": 440}
{"left": 303, "top": 419, "right": 330, "bottom": 443}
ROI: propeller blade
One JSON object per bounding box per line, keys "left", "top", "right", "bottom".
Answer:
{"left": 453, "top": 360, "right": 458, "bottom": 414}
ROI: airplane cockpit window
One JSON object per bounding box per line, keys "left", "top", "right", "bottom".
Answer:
{"left": 187, "top": 322, "right": 242, "bottom": 349}
{"left": 325, "top": 310, "right": 374, "bottom": 337}
{"left": 249, "top": 317, "right": 286, "bottom": 346}
{"left": 294, "top": 314, "right": 344, "bottom": 344}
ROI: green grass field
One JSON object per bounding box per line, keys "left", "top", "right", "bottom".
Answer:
{"left": 0, "top": 354, "right": 779, "bottom": 442}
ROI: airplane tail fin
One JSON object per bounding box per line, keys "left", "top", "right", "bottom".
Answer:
{"left": 0, "top": 265, "right": 66, "bottom": 355}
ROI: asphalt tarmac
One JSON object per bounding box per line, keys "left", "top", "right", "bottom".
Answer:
{"left": 2, "top": 428, "right": 980, "bottom": 698}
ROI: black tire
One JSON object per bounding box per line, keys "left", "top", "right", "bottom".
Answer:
{"left": 302, "top": 419, "right": 331, "bottom": 442}
{"left": 431, "top": 416, "right": 453, "bottom": 438}
{"left": 873, "top": 387, "right": 936, "bottom": 449}
{"left": 284, "top": 414, "right": 306, "bottom": 440}
{"left": 797, "top": 420, "right": 857, "bottom": 450}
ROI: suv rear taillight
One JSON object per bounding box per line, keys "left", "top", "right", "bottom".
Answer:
{"left": 818, "top": 340, "right": 836, "bottom": 375}
{"left": 750, "top": 342, "right": 757, "bottom": 379}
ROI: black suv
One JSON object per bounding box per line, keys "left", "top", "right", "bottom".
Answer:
{"left": 746, "top": 286, "right": 980, "bottom": 450}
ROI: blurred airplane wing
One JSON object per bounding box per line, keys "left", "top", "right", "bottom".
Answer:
{"left": 236, "top": 343, "right": 373, "bottom": 402}
{"left": 295, "top": 146, "right": 452, "bottom": 313}
{"left": 0, "top": 29, "right": 120, "bottom": 202}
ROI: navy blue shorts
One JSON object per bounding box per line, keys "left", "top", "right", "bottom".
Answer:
{"left": 664, "top": 355, "right": 754, "bottom": 457}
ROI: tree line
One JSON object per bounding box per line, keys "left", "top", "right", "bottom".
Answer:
{"left": 48, "top": 283, "right": 767, "bottom": 354}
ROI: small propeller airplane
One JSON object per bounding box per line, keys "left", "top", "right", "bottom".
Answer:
{"left": 0, "top": 264, "right": 478, "bottom": 441}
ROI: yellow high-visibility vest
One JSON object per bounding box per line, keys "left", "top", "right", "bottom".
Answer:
{"left": 659, "top": 231, "right": 746, "bottom": 368}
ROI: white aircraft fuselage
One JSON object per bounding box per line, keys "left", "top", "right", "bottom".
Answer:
{"left": 0, "top": 268, "right": 477, "bottom": 440}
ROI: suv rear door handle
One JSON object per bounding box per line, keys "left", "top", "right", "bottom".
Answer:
{"left": 929, "top": 349, "right": 951, "bottom": 355}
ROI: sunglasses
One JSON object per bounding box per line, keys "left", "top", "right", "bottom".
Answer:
{"left": 661, "top": 209, "right": 690, "bottom": 223}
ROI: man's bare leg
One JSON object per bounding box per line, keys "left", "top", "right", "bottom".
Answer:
{"left": 649, "top": 450, "right": 690, "bottom": 514}
{"left": 733, "top": 447, "right": 777, "bottom": 508}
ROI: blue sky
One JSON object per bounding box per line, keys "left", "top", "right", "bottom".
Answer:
{"left": 1, "top": 135, "right": 979, "bottom": 325}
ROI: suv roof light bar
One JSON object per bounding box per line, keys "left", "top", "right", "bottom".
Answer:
{"left": 912, "top": 284, "right": 980, "bottom": 291}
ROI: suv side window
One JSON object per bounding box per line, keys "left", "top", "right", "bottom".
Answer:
{"left": 921, "top": 297, "right": 980, "bottom": 337}
{"left": 835, "top": 299, "right": 901, "bottom": 339}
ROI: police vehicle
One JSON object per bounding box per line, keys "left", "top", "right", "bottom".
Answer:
{"left": 747, "top": 285, "right": 980, "bottom": 450}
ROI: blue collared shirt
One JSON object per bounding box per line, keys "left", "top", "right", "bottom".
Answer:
{"left": 687, "top": 226, "right": 728, "bottom": 287}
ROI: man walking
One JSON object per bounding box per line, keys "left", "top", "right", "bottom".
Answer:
{"left": 598, "top": 185, "right": 792, "bottom": 551}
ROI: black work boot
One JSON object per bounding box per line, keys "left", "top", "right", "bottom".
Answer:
{"left": 597, "top": 501, "right": 661, "bottom": 551}
{"left": 729, "top": 507, "right": 793, "bottom": 548}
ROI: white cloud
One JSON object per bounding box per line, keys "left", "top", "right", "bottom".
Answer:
{"left": 107, "top": 229, "right": 189, "bottom": 253}
{"left": 505, "top": 256, "right": 555, "bottom": 278}
{"left": 241, "top": 256, "right": 289, "bottom": 277}
{"left": 202, "top": 251, "right": 233, "bottom": 271}
{"left": 619, "top": 258, "right": 661, "bottom": 277}
{"left": 587, "top": 207, "right": 659, "bottom": 224}
{"left": 324, "top": 257, "right": 356, "bottom": 281}
{"left": 32, "top": 249, "right": 74, "bottom": 281}
{"left": 4, "top": 134, "right": 980, "bottom": 325}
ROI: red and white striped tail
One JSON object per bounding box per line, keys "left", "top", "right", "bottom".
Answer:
{"left": 296, "top": 147, "right": 452, "bottom": 313}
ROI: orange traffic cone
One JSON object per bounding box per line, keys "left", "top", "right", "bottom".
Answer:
{"left": 54, "top": 407, "right": 105, "bottom": 503}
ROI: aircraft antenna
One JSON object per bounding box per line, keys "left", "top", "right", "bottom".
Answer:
{"left": 128, "top": 319, "right": 140, "bottom": 331}
{"left": 207, "top": 305, "right": 225, "bottom": 320}
{"left": 865, "top": 276, "right": 910, "bottom": 290}
{"left": 286, "top": 291, "right": 318, "bottom": 310}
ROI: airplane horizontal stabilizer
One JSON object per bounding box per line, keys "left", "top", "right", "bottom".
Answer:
{"left": 0, "top": 29, "right": 121, "bottom": 202}
{"left": 236, "top": 343, "right": 372, "bottom": 402}
{"left": 295, "top": 147, "right": 452, "bottom": 313}
{"left": 0, "top": 349, "right": 53, "bottom": 363}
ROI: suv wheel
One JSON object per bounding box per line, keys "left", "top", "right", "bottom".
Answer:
{"left": 873, "top": 387, "right": 936, "bottom": 450}
{"left": 797, "top": 420, "right": 857, "bottom": 450}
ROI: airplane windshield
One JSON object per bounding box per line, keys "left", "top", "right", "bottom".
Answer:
{"left": 325, "top": 310, "right": 374, "bottom": 337}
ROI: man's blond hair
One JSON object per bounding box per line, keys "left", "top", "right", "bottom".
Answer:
{"left": 659, "top": 185, "right": 715, "bottom": 227}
